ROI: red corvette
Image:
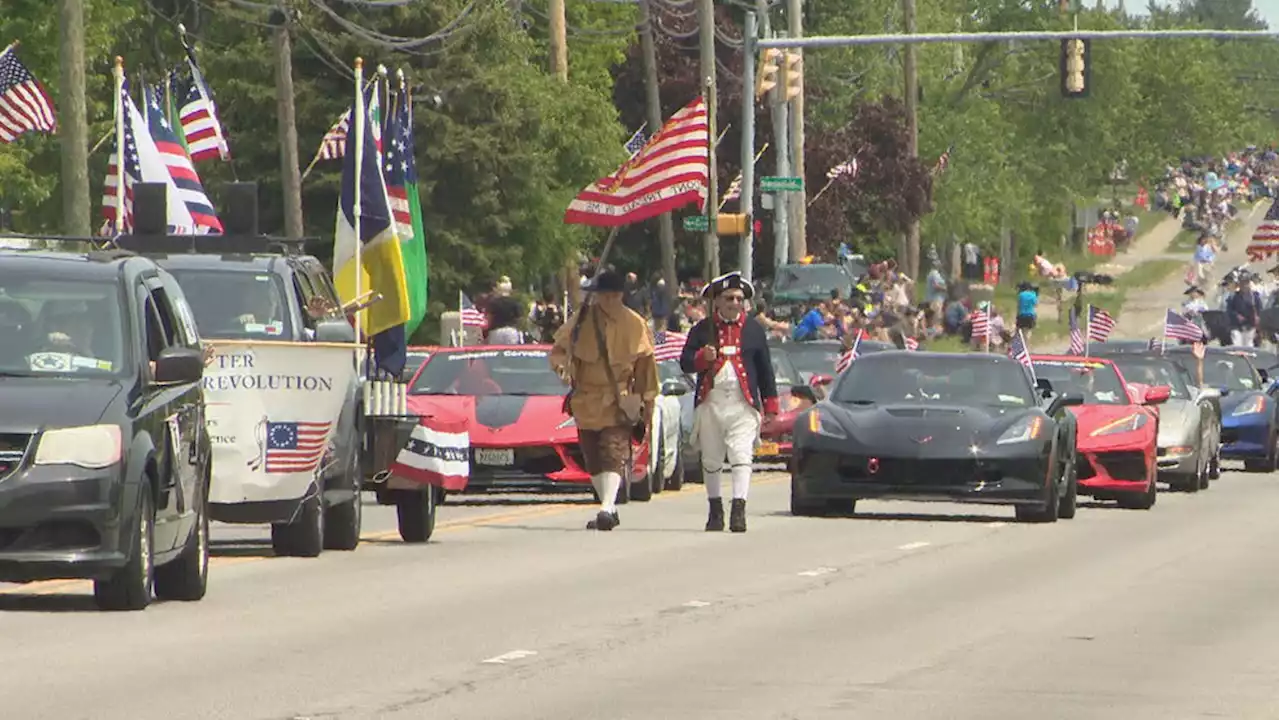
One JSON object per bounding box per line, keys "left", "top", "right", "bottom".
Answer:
{"left": 406, "top": 346, "right": 648, "bottom": 493}
{"left": 1030, "top": 355, "right": 1169, "bottom": 509}
{"left": 756, "top": 351, "right": 830, "bottom": 462}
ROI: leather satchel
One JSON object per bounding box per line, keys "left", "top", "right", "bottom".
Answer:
{"left": 589, "top": 308, "right": 645, "bottom": 428}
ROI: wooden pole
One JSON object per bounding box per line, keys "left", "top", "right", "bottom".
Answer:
{"left": 57, "top": 2, "right": 91, "bottom": 236}
{"left": 273, "top": 3, "right": 305, "bottom": 239}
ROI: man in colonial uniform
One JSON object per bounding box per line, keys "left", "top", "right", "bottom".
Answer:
{"left": 551, "top": 270, "right": 659, "bottom": 531}
{"left": 680, "top": 272, "right": 779, "bottom": 533}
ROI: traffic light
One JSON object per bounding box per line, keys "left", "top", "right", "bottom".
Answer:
{"left": 755, "top": 49, "right": 781, "bottom": 100}
{"left": 717, "top": 213, "right": 749, "bottom": 236}
{"left": 1060, "top": 38, "right": 1090, "bottom": 98}
{"left": 782, "top": 52, "right": 803, "bottom": 101}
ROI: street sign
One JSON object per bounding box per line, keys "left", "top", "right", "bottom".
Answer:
{"left": 761, "top": 176, "right": 804, "bottom": 192}
{"left": 682, "top": 215, "right": 709, "bottom": 232}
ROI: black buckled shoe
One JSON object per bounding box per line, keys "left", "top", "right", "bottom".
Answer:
{"left": 587, "top": 511, "right": 619, "bottom": 531}
{"left": 729, "top": 499, "right": 747, "bottom": 533}
{"left": 705, "top": 498, "right": 725, "bottom": 532}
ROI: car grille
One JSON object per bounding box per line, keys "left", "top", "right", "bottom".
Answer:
{"left": 833, "top": 456, "right": 984, "bottom": 485}
{"left": 1092, "top": 451, "right": 1147, "bottom": 481}
{"left": 0, "top": 433, "right": 31, "bottom": 481}
{"left": 471, "top": 446, "right": 568, "bottom": 478}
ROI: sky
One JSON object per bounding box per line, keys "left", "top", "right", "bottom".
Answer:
{"left": 1108, "top": 0, "right": 1277, "bottom": 29}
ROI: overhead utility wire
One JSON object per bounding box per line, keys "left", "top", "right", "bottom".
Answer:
{"left": 308, "top": 0, "right": 479, "bottom": 50}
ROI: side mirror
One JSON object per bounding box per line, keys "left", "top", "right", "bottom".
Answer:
{"left": 1047, "top": 391, "right": 1085, "bottom": 415}
{"left": 1035, "top": 377, "right": 1055, "bottom": 398}
{"left": 1143, "top": 384, "right": 1172, "bottom": 405}
{"left": 810, "top": 373, "right": 834, "bottom": 388}
{"left": 1258, "top": 368, "right": 1269, "bottom": 383}
{"left": 154, "top": 346, "right": 204, "bottom": 384}
{"left": 661, "top": 380, "right": 688, "bottom": 397}
{"left": 315, "top": 318, "right": 357, "bottom": 344}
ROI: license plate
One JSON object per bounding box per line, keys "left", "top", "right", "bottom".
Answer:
{"left": 475, "top": 448, "right": 515, "bottom": 466}
{"left": 755, "top": 442, "right": 780, "bottom": 457}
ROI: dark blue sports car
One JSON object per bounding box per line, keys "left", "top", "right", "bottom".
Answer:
{"left": 1165, "top": 347, "right": 1277, "bottom": 472}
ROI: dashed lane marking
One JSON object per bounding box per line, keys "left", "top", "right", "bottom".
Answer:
{"left": 797, "top": 567, "right": 836, "bottom": 577}
{"left": 481, "top": 649, "right": 538, "bottom": 665}
{"left": 897, "top": 541, "right": 931, "bottom": 551}
{"left": 682, "top": 600, "right": 711, "bottom": 608}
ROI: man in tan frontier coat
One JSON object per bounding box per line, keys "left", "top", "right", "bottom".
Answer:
{"left": 551, "top": 270, "right": 659, "bottom": 531}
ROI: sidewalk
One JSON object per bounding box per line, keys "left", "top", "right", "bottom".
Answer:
{"left": 1112, "top": 200, "right": 1270, "bottom": 339}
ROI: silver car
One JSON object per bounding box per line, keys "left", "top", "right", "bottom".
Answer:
{"left": 1108, "top": 354, "right": 1223, "bottom": 491}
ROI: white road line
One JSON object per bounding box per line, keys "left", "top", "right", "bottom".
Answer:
{"left": 898, "top": 541, "right": 931, "bottom": 551}
{"left": 986, "top": 521, "right": 1007, "bottom": 528}
{"left": 797, "top": 567, "right": 836, "bottom": 577}
{"left": 481, "top": 649, "right": 538, "bottom": 665}
{"left": 682, "top": 600, "right": 711, "bottom": 608}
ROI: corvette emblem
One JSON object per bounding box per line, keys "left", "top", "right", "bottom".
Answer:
{"left": 911, "top": 435, "right": 933, "bottom": 444}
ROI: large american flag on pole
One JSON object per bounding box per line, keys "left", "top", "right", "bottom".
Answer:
{"left": 1247, "top": 199, "right": 1278, "bottom": 262}
{"left": 0, "top": 47, "right": 56, "bottom": 143}
{"left": 654, "top": 330, "right": 687, "bottom": 362}
{"left": 142, "top": 85, "right": 222, "bottom": 234}
{"left": 564, "top": 98, "right": 709, "bottom": 227}
{"left": 1164, "top": 308, "right": 1205, "bottom": 343}
{"left": 102, "top": 77, "right": 196, "bottom": 235}
{"left": 313, "top": 110, "right": 350, "bottom": 162}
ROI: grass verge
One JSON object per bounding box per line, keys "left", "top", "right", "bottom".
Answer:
{"left": 1167, "top": 229, "right": 1198, "bottom": 253}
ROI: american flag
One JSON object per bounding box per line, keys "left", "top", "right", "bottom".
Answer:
{"left": 1247, "top": 198, "right": 1278, "bottom": 261}
{"left": 903, "top": 336, "right": 919, "bottom": 351}
{"left": 314, "top": 110, "right": 351, "bottom": 162}
{"left": 1087, "top": 306, "right": 1115, "bottom": 342}
{"left": 384, "top": 92, "right": 416, "bottom": 235}
{"left": 1009, "top": 330, "right": 1035, "bottom": 380}
{"left": 142, "top": 85, "right": 222, "bottom": 234}
{"left": 1164, "top": 308, "right": 1205, "bottom": 342}
{"left": 970, "top": 306, "right": 990, "bottom": 339}
{"left": 264, "top": 421, "right": 333, "bottom": 474}
{"left": 460, "top": 293, "right": 487, "bottom": 328}
{"left": 0, "top": 48, "right": 56, "bottom": 143}
{"left": 565, "top": 98, "right": 709, "bottom": 227}
{"left": 826, "top": 158, "right": 857, "bottom": 180}
{"left": 1146, "top": 337, "right": 1161, "bottom": 351}
{"left": 174, "top": 66, "right": 229, "bottom": 162}
{"left": 835, "top": 332, "right": 863, "bottom": 373}
{"left": 623, "top": 125, "right": 647, "bottom": 157}
{"left": 102, "top": 79, "right": 196, "bottom": 235}
{"left": 654, "top": 330, "right": 687, "bottom": 362}
{"left": 1067, "top": 306, "right": 1084, "bottom": 355}
{"left": 721, "top": 172, "right": 743, "bottom": 203}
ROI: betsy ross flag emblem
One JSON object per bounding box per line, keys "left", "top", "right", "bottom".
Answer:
{"left": 565, "top": 98, "right": 709, "bottom": 227}
{"left": 263, "top": 421, "right": 333, "bottom": 474}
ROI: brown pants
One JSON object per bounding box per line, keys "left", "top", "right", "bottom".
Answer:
{"left": 577, "top": 426, "right": 632, "bottom": 476}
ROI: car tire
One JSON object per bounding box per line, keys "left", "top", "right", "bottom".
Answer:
{"left": 94, "top": 489, "right": 154, "bottom": 611}
{"left": 649, "top": 432, "right": 665, "bottom": 496}
{"left": 1119, "top": 478, "right": 1158, "bottom": 510}
{"left": 1016, "top": 465, "right": 1059, "bottom": 524}
{"left": 323, "top": 493, "right": 363, "bottom": 551}
{"left": 1057, "top": 460, "right": 1078, "bottom": 520}
{"left": 272, "top": 493, "right": 324, "bottom": 558}
{"left": 1197, "top": 455, "right": 1210, "bottom": 490}
{"left": 790, "top": 480, "right": 848, "bottom": 516}
{"left": 396, "top": 488, "right": 436, "bottom": 544}
{"left": 153, "top": 483, "right": 209, "bottom": 602}
{"left": 1172, "top": 470, "right": 1200, "bottom": 493}
{"left": 1207, "top": 435, "right": 1221, "bottom": 479}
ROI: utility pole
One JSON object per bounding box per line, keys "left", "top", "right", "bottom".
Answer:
{"left": 740, "top": 11, "right": 757, "bottom": 283}
{"left": 57, "top": 0, "right": 91, "bottom": 237}
{"left": 698, "top": 0, "right": 720, "bottom": 279}
{"left": 902, "top": 0, "right": 921, "bottom": 279}
{"left": 272, "top": 4, "right": 305, "bottom": 239}
{"left": 549, "top": 0, "right": 568, "bottom": 82}
{"left": 787, "top": 0, "right": 806, "bottom": 262}
{"left": 638, "top": 0, "right": 678, "bottom": 292}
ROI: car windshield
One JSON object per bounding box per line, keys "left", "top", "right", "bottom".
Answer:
{"left": 1107, "top": 357, "right": 1190, "bottom": 399}
{"left": 773, "top": 265, "right": 849, "bottom": 296}
{"left": 167, "top": 269, "right": 293, "bottom": 339}
{"left": 410, "top": 348, "right": 566, "bottom": 396}
{"left": 772, "top": 353, "right": 803, "bottom": 386}
{"left": 832, "top": 355, "right": 1035, "bottom": 407}
{"left": 778, "top": 343, "right": 843, "bottom": 378}
{"left": 1031, "top": 359, "right": 1129, "bottom": 405}
{"left": 0, "top": 273, "right": 128, "bottom": 378}
{"left": 1169, "top": 353, "right": 1259, "bottom": 391}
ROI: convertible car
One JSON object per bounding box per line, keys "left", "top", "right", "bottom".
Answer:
{"left": 1164, "top": 347, "right": 1277, "bottom": 472}
{"left": 791, "top": 352, "right": 1082, "bottom": 523}
{"left": 1030, "top": 355, "right": 1167, "bottom": 509}
{"left": 1096, "top": 351, "right": 1222, "bottom": 490}
{"left": 407, "top": 346, "right": 672, "bottom": 500}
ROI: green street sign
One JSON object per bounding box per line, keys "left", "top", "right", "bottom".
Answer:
{"left": 682, "top": 215, "right": 710, "bottom": 232}
{"left": 761, "top": 176, "right": 804, "bottom": 192}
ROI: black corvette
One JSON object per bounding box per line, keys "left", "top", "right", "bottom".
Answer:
{"left": 790, "top": 352, "right": 1083, "bottom": 523}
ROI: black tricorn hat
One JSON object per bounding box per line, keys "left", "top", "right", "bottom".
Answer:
{"left": 1184, "top": 285, "right": 1204, "bottom": 296}
{"left": 701, "top": 271, "right": 755, "bottom": 300}
{"left": 583, "top": 270, "right": 626, "bottom": 293}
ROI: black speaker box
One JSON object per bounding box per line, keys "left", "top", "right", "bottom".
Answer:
{"left": 132, "top": 183, "right": 168, "bottom": 235}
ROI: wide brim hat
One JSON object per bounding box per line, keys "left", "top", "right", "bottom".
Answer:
{"left": 701, "top": 271, "right": 755, "bottom": 300}
{"left": 582, "top": 270, "right": 626, "bottom": 293}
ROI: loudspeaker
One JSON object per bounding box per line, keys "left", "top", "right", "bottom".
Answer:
{"left": 223, "top": 182, "right": 259, "bottom": 236}
{"left": 132, "top": 183, "right": 168, "bottom": 235}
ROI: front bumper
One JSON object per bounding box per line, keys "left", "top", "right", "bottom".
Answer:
{"left": 0, "top": 464, "right": 132, "bottom": 583}
{"left": 791, "top": 444, "right": 1049, "bottom": 506}
{"left": 1220, "top": 419, "right": 1271, "bottom": 459}
{"left": 1076, "top": 448, "right": 1151, "bottom": 494}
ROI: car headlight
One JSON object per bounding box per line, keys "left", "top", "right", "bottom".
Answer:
{"left": 1090, "top": 413, "right": 1148, "bottom": 437}
{"left": 805, "top": 409, "right": 846, "bottom": 439}
{"left": 34, "top": 425, "right": 123, "bottom": 469}
{"left": 556, "top": 417, "right": 576, "bottom": 430}
{"left": 996, "top": 416, "right": 1044, "bottom": 445}
{"left": 1230, "top": 396, "right": 1266, "bottom": 416}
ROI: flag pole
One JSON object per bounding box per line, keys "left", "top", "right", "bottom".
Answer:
{"left": 984, "top": 305, "right": 991, "bottom": 353}
{"left": 112, "top": 57, "right": 126, "bottom": 235}
{"left": 353, "top": 57, "right": 365, "bottom": 347}
{"left": 0, "top": 40, "right": 18, "bottom": 62}
{"left": 1084, "top": 304, "right": 1092, "bottom": 357}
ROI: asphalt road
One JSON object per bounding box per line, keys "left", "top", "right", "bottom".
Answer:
{"left": 1, "top": 464, "right": 1275, "bottom": 720}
